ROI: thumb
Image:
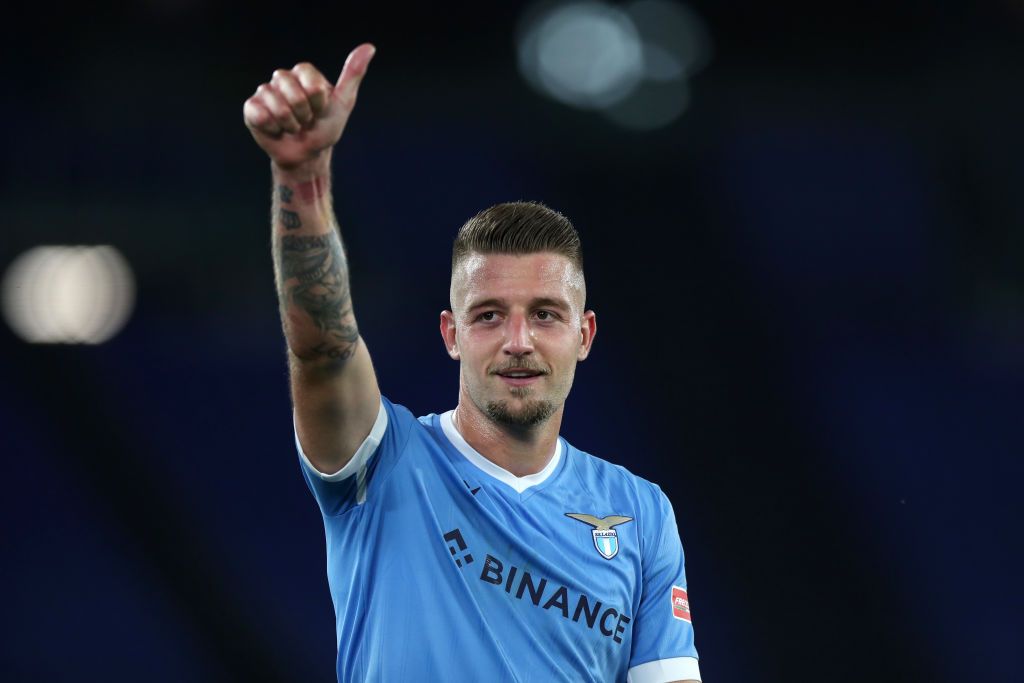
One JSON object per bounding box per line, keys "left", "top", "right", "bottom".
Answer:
{"left": 334, "top": 43, "right": 377, "bottom": 108}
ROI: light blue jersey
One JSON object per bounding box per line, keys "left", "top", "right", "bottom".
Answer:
{"left": 296, "top": 397, "right": 700, "bottom": 682}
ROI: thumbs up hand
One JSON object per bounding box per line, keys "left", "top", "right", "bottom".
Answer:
{"left": 243, "top": 43, "right": 376, "bottom": 170}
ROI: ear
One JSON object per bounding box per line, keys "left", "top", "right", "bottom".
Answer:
{"left": 440, "top": 309, "right": 460, "bottom": 360}
{"left": 577, "top": 310, "right": 597, "bottom": 361}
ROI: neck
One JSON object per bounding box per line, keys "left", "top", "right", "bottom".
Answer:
{"left": 452, "top": 395, "right": 563, "bottom": 478}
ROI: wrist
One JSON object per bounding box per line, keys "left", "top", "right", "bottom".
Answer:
{"left": 271, "top": 151, "right": 332, "bottom": 181}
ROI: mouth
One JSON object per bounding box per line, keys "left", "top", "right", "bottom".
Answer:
{"left": 493, "top": 367, "right": 546, "bottom": 388}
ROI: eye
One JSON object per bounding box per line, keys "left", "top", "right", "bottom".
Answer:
{"left": 476, "top": 311, "right": 497, "bottom": 322}
{"left": 536, "top": 310, "right": 555, "bottom": 321}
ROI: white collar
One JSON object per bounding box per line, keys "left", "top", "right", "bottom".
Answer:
{"left": 440, "top": 410, "right": 563, "bottom": 493}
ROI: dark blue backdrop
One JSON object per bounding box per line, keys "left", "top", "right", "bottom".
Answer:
{"left": 1, "top": 2, "right": 1021, "bottom": 681}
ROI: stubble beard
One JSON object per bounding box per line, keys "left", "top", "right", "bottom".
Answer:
{"left": 485, "top": 387, "right": 556, "bottom": 429}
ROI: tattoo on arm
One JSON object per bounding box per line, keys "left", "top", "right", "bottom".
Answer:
{"left": 279, "top": 208, "right": 302, "bottom": 230}
{"left": 276, "top": 183, "right": 302, "bottom": 229}
{"left": 278, "top": 233, "right": 359, "bottom": 362}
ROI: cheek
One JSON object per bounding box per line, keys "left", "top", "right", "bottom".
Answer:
{"left": 539, "top": 331, "right": 583, "bottom": 364}
{"left": 458, "top": 329, "right": 498, "bottom": 362}
{"left": 462, "top": 324, "right": 504, "bottom": 347}
{"left": 549, "top": 323, "right": 581, "bottom": 345}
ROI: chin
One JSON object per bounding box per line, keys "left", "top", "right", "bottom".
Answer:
{"left": 484, "top": 397, "right": 556, "bottom": 429}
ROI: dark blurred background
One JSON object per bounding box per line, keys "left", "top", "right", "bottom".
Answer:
{"left": 2, "top": 1, "right": 1022, "bottom": 681}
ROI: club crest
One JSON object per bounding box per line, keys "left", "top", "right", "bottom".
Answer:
{"left": 565, "top": 513, "right": 634, "bottom": 560}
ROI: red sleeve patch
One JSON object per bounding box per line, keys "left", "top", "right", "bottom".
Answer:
{"left": 671, "top": 586, "right": 691, "bottom": 622}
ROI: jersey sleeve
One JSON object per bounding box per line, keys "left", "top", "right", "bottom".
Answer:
{"left": 627, "top": 486, "right": 701, "bottom": 683}
{"left": 295, "top": 396, "right": 416, "bottom": 517}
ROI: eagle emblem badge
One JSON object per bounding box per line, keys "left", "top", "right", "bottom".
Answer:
{"left": 565, "top": 513, "right": 634, "bottom": 560}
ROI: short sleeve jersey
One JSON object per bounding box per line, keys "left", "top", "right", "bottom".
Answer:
{"left": 296, "top": 397, "right": 700, "bottom": 683}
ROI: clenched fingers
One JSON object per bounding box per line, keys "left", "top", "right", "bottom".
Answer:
{"left": 293, "top": 62, "right": 332, "bottom": 117}
{"left": 243, "top": 98, "right": 283, "bottom": 136}
{"left": 271, "top": 69, "right": 313, "bottom": 126}
{"left": 253, "top": 83, "right": 301, "bottom": 134}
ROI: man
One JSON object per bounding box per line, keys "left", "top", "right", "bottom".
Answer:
{"left": 243, "top": 43, "right": 701, "bottom": 682}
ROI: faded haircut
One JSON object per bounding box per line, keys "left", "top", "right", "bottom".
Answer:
{"left": 451, "top": 201, "right": 583, "bottom": 275}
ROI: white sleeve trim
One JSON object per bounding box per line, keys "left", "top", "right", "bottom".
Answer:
{"left": 294, "top": 399, "right": 388, "bottom": 491}
{"left": 627, "top": 657, "right": 701, "bottom": 683}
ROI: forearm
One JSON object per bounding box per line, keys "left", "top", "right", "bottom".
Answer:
{"left": 271, "top": 155, "right": 359, "bottom": 365}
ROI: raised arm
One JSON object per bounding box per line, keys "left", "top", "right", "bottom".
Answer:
{"left": 243, "top": 44, "right": 381, "bottom": 475}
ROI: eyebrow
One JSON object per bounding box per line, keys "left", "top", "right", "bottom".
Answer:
{"left": 467, "top": 297, "right": 571, "bottom": 313}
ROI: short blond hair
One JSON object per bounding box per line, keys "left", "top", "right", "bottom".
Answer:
{"left": 452, "top": 201, "right": 583, "bottom": 276}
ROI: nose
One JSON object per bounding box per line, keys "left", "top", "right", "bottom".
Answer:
{"left": 503, "top": 311, "right": 534, "bottom": 356}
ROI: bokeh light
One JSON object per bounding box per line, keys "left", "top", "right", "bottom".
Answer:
{"left": 517, "top": 0, "right": 712, "bottom": 129}
{"left": 2, "top": 245, "right": 136, "bottom": 344}
{"left": 518, "top": 1, "right": 644, "bottom": 109}
{"left": 628, "top": 0, "right": 711, "bottom": 82}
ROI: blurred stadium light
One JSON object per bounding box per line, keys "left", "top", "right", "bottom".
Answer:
{"left": 2, "top": 245, "right": 135, "bottom": 344}
{"left": 517, "top": 1, "right": 645, "bottom": 109}
{"left": 517, "top": 0, "right": 712, "bottom": 129}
